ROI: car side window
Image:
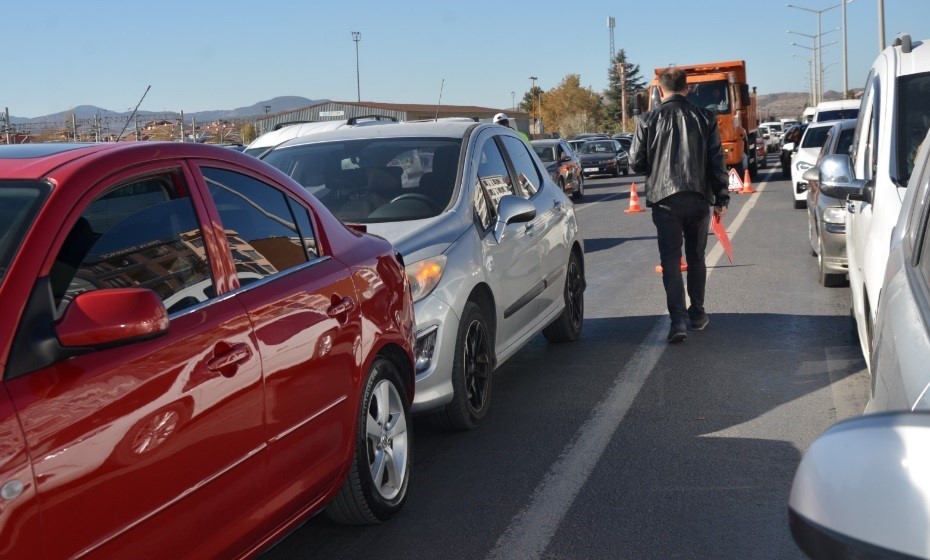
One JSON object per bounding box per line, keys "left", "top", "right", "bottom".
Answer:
{"left": 202, "top": 167, "right": 310, "bottom": 284}
{"left": 501, "top": 136, "right": 542, "bottom": 198}
{"left": 474, "top": 137, "right": 515, "bottom": 230}
{"left": 852, "top": 70, "right": 875, "bottom": 176}
{"left": 52, "top": 171, "right": 214, "bottom": 315}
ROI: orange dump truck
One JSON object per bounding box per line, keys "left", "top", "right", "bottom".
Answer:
{"left": 646, "top": 60, "right": 759, "bottom": 179}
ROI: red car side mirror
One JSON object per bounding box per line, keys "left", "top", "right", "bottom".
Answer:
{"left": 56, "top": 288, "right": 169, "bottom": 348}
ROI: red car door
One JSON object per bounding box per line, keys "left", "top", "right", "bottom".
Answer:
{"left": 196, "top": 166, "right": 362, "bottom": 521}
{"left": 4, "top": 164, "right": 266, "bottom": 559}
{"left": 0, "top": 388, "right": 42, "bottom": 559}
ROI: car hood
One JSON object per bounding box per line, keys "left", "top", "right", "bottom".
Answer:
{"left": 365, "top": 212, "right": 467, "bottom": 264}
{"left": 795, "top": 147, "right": 821, "bottom": 164}
{"left": 579, "top": 153, "right": 613, "bottom": 162}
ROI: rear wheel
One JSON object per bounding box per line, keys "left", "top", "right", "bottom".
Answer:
{"left": 431, "top": 302, "right": 492, "bottom": 430}
{"left": 543, "top": 251, "right": 584, "bottom": 343}
{"left": 326, "top": 357, "right": 410, "bottom": 524}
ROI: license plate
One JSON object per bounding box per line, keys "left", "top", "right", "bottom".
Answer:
{"left": 584, "top": 167, "right": 598, "bottom": 172}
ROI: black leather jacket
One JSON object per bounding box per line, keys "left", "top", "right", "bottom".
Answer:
{"left": 631, "top": 94, "right": 730, "bottom": 207}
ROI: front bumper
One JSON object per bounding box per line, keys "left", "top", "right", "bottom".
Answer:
{"left": 820, "top": 223, "right": 848, "bottom": 274}
{"left": 582, "top": 161, "right": 617, "bottom": 175}
{"left": 410, "top": 292, "right": 460, "bottom": 413}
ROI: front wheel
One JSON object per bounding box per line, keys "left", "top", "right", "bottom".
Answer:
{"left": 543, "top": 251, "right": 585, "bottom": 343}
{"left": 572, "top": 174, "right": 584, "bottom": 199}
{"left": 430, "top": 301, "right": 492, "bottom": 430}
{"left": 326, "top": 357, "right": 411, "bottom": 524}
{"left": 818, "top": 236, "right": 847, "bottom": 288}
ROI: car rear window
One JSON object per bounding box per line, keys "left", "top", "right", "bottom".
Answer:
{"left": 815, "top": 109, "right": 859, "bottom": 122}
{"left": 801, "top": 126, "right": 832, "bottom": 149}
{"left": 533, "top": 146, "right": 556, "bottom": 162}
{"left": 0, "top": 181, "right": 49, "bottom": 286}
{"left": 262, "top": 138, "right": 463, "bottom": 223}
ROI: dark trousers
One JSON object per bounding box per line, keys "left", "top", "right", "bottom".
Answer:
{"left": 651, "top": 192, "right": 711, "bottom": 323}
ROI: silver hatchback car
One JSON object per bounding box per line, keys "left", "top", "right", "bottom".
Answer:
{"left": 261, "top": 121, "right": 585, "bottom": 429}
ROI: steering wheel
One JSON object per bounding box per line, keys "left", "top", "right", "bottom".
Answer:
{"left": 390, "top": 193, "right": 442, "bottom": 212}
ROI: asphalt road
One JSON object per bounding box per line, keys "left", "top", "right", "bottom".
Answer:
{"left": 261, "top": 156, "right": 870, "bottom": 560}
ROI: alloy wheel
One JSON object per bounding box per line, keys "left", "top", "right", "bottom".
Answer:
{"left": 566, "top": 259, "right": 583, "bottom": 329}
{"left": 365, "top": 379, "right": 408, "bottom": 501}
{"left": 463, "top": 319, "right": 491, "bottom": 413}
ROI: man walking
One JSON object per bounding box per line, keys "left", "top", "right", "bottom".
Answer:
{"left": 630, "top": 67, "right": 729, "bottom": 343}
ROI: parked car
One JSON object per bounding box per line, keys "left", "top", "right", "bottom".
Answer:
{"left": 804, "top": 119, "right": 857, "bottom": 287}
{"left": 571, "top": 132, "right": 610, "bottom": 141}
{"left": 845, "top": 33, "right": 930, "bottom": 368}
{"left": 577, "top": 138, "right": 629, "bottom": 177}
{"left": 243, "top": 115, "right": 398, "bottom": 157}
{"left": 567, "top": 138, "right": 588, "bottom": 153}
{"left": 780, "top": 122, "right": 808, "bottom": 177}
{"left": 759, "top": 121, "right": 784, "bottom": 148}
{"left": 811, "top": 99, "right": 861, "bottom": 123}
{"left": 755, "top": 137, "right": 768, "bottom": 168}
{"left": 801, "top": 106, "right": 816, "bottom": 123}
{"left": 0, "top": 142, "right": 416, "bottom": 559}
{"left": 531, "top": 138, "right": 584, "bottom": 199}
{"left": 862, "top": 130, "right": 930, "bottom": 413}
{"left": 789, "top": 411, "right": 930, "bottom": 560}
{"left": 790, "top": 121, "right": 835, "bottom": 208}
{"left": 261, "top": 121, "right": 586, "bottom": 430}
{"left": 614, "top": 135, "right": 633, "bottom": 155}
{"left": 758, "top": 125, "right": 777, "bottom": 154}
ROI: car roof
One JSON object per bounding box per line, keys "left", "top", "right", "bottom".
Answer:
{"left": 814, "top": 99, "right": 860, "bottom": 111}
{"left": 273, "top": 120, "right": 482, "bottom": 149}
{"left": 530, "top": 139, "right": 561, "bottom": 146}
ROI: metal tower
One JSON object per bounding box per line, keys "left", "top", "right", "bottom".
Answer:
{"left": 608, "top": 16, "right": 615, "bottom": 65}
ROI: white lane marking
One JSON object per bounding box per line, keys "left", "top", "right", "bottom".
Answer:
{"left": 485, "top": 172, "right": 771, "bottom": 560}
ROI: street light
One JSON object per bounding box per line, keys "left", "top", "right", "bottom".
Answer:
{"left": 511, "top": 91, "right": 515, "bottom": 111}
{"left": 351, "top": 31, "right": 361, "bottom": 102}
{"left": 529, "top": 76, "right": 538, "bottom": 135}
{"left": 788, "top": 28, "right": 838, "bottom": 104}
{"left": 792, "top": 53, "right": 816, "bottom": 106}
{"left": 787, "top": 1, "right": 853, "bottom": 99}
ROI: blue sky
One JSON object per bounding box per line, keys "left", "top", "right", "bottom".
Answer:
{"left": 5, "top": 0, "right": 929, "bottom": 118}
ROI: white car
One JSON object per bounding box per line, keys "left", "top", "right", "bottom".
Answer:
{"left": 845, "top": 33, "right": 930, "bottom": 368}
{"left": 864, "top": 132, "right": 930, "bottom": 412}
{"left": 790, "top": 121, "right": 834, "bottom": 209}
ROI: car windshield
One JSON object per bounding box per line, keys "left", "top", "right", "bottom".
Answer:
{"left": 262, "top": 137, "right": 463, "bottom": 224}
{"left": 685, "top": 80, "right": 730, "bottom": 114}
{"left": 896, "top": 72, "right": 930, "bottom": 185}
{"left": 0, "top": 181, "right": 49, "bottom": 286}
{"left": 580, "top": 141, "right": 614, "bottom": 154}
{"left": 801, "top": 126, "right": 832, "bottom": 149}
{"left": 533, "top": 145, "right": 557, "bottom": 162}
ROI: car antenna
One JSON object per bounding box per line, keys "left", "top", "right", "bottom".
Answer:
{"left": 115, "top": 85, "right": 151, "bottom": 141}
{"left": 435, "top": 78, "right": 444, "bottom": 121}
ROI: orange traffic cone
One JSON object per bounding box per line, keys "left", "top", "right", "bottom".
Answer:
{"left": 624, "top": 183, "right": 645, "bottom": 213}
{"left": 655, "top": 257, "right": 688, "bottom": 273}
{"left": 740, "top": 168, "right": 755, "bottom": 194}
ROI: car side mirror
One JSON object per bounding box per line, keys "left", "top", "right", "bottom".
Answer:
{"left": 494, "top": 195, "right": 537, "bottom": 243}
{"left": 790, "top": 412, "right": 930, "bottom": 560}
{"left": 56, "top": 288, "right": 169, "bottom": 348}
{"left": 818, "top": 154, "right": 862, "bottom": 200}
{"left": 847, "top": 179, "right": 874, "bottom": 205}
{"left": 801, "top": 167, "right": 819, "bottom": 191}
{"left": 782, "top": 142, "right": 795, "bottom": 153}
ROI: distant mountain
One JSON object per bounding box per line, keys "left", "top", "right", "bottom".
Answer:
{"left": 9, "top": 96, "right": 324, "bottom": 125}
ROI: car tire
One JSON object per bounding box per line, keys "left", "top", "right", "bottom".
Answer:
{"left": 430, "top": 301, "right": 492, "bottom": 431}
{"left": 818, "top": 236, "right": 847, "bottom": 288}
{"left": 573, "top": 175, "right": 584, "bottom": 199}
{"left": 808, "top": 219, "right": 818, "bottom": 257}
{"left": 543, "top": 250, "right": 584, "bottom": 343}
{"left": 794, "top": 199, "right": 806, "bottom": 209}
{"left": 326, "top": 357, "right": 411, "bottom": 524}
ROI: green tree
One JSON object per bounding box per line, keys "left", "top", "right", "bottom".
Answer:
{"left": 539, "top": 74, "right": 602, "bottom": 138}
{"left": 603, "top": 49, "right": 647, "bottom": 132}
{"left": 241, "top": 123, "right": 256, "bottom": 144}
{"left": 519, "top": 86, "right": 544, "bottom": 115}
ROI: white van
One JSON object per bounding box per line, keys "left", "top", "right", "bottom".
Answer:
{"left": 801, "top": 107, "right": 816, "bottom": 123}
{"left": 841, "top": 33, "right": 930, "bottom": 367}
{"left": 812, "top": 99, "right": 860, "bottom": 123}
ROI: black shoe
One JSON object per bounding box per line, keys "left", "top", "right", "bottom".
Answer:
{"left": 689, "top": 313, "right": 709, "bottom": 331}
{"left": 667, "top": 321, "right": 687, "bottom": 343}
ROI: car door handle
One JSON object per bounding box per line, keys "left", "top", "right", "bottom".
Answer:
{"left": 207, "top": 343, "right": 252, "bottom": 374}
{"left": 524, "top": 222, "right": 536, "bottom": 235}
{"left": 327, "top": 296, "right": 356, "bottom": 318}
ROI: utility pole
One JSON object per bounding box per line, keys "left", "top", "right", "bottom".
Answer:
{"left": 179, "top": 110, "right": 185, "bottom": 142}
{"left": 529, "top": 76, "right": 538, "bottom": 135}
{"left": 877, "top": 0, "right": 885, "bottom": 52}
{"left": 618, "top": 61, "right": 628, "bottom": 132}
{"left": 352, "top": 31, "right": 362, "bottom": 102}
{"left": 4, "top": 107, "right": 10, "bottom": 145}
{"left": 72, "top": 113, "right": 78, "bottom": 142}
{"left": 608, "top": 17, "right": 616, "bottom": 66}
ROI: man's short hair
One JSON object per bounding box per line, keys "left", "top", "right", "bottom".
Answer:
{"left": 658, "top": 68, "right": 687, "bottom": 94}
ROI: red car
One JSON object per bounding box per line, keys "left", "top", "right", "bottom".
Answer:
{"left": 0, "top": 142, "right": 415, "bottom": 559}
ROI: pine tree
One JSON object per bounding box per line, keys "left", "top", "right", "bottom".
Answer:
{"left": 603, "top": 50, "right": 647, "bottom": 132}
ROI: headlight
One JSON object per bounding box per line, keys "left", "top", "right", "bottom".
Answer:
{"left": 405, "top": 255, "right": 447, "bottom": 302}
{"left": 796, "top": 160, "right": 814, "bottom": 172}
{"left": 822, "top": 207, "right": 846, "bottom": 224}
